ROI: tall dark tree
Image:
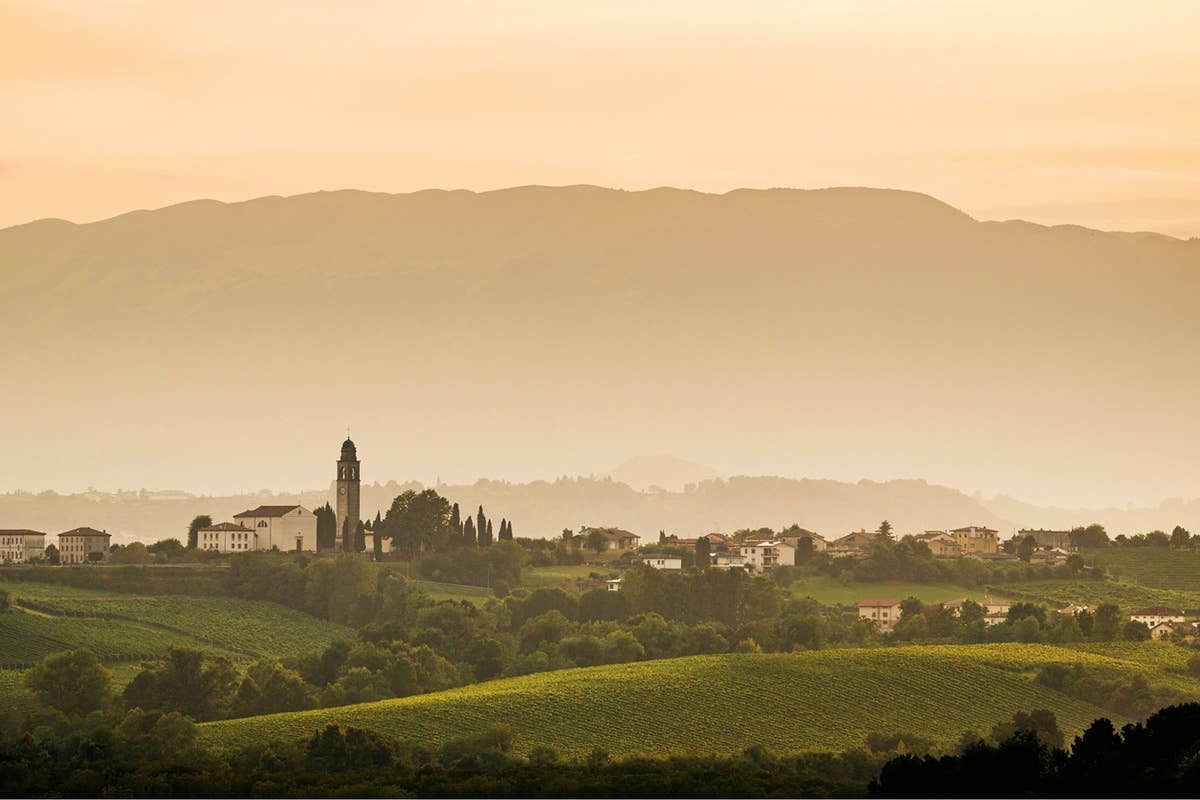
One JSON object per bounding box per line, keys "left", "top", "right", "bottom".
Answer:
{"left": 450, "top": 503, "right": 462, "bottom": 538}
{"left": 1017, "top": 534, "right": 1036, "bottom": 562}
{"left": 498, "top": 518, "right": 513, "bottom": 541}
{"left": 476, "top": 506, "right": 487, "bottom": 545}
{"left": 187, "top": 515, "right": 212, "bottom": 550}
{"left": 481, "top": 518, "right": 494, "bottom": 547}
{"left": 342, "top": 517, "right": 355, "bottom": 553}
{"left": 314, "top": 503, "right": 337, "bottom": 551}
{"left": 695, "top": 537, "right": 711, "bottom": 570}
{"left": 876, "top": 520, "right": 894, "bottom": 539}
{"left": 355, "top": 520, "right": 366, "bottom": 553}
{"left": 463, "top": 516, "right": 477, "bottom": 547}
{"left": 507, "top": 520, "right": 515, "bottom": 540}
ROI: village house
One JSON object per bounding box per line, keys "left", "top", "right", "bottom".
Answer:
{"left": 711, "top": 552, "right": 751, "bottom": 571}
{"left": 636, "top": 553, "right": 683, "bottom": 571}
{"left": 0, "top": 529, "right": 47, "bottom": 563}
{"left": 858, "top": 599, "right": 903, "bottom": 632}
{"left": 605, "top": 577, "right": 622, "bottom": 592}
{"left": 740, "top": 540, "right": 795, "bottom": 573}
{"left": 950, "top": 525, "right": 1000, "bottom": 554}
{"left": 58, "top": 527, "right": 111, "bottom": 564}
{"left": 1019, "top": 529, "right": 1075, "bottom": 551}
{"left": 1130, "top": 606, "right": 1186, "bottom": 628}
{"left": 914, "top": 530, "right": 961, "bottom": 556}
{"left": 576, "top": 527, "right": 641, "bottom": 551}
{"left": 1149, "top": 621, "right": 1193, "bottom": 641}
{"left": 198, "top": 522, "right": 255, "bottom": 553}
{"left": 1031, "top": 547, "right": 1071, "bottom": 565}
{"left": 1058, "top": 604, "right": 1091, "bottom": 616}
{"left": 362, "top": 531, "right": 393, "bottom": 556}
{"left": 232, "top": 505, "right": 318, "bottom": 552}
{"left": 829, "top": 529, "right": 875, "bottom": 558}
{"left": 776, "top": 528, "right": 827, "bottom": 552}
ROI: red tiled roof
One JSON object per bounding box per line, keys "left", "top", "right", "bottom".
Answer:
{"left": 234, "top": 505, "right": 301, "bottom": 518}
{"left": 1132, "top": 606, "right": 1184, "bottom": 616}
{"left": 59, "top": 527, "right": 110, "bottom": 538}
{"left": 0, "top": 529, "right": 47, "bottom": 537}
{"left": 858, "top": 599, "right": 903, "bottom": 607}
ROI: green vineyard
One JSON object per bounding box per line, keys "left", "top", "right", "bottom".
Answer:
{"left": 201, "top": 643, "right": 1197, "bottom": 757}
{"left": 0, "top": 581, "right": 354, "bottom": 662}
{"left": 1080, "top": 548, "right": 1200, "bottom": 593}
{"left": 997, "top": 579, "right": 1200, "bottom": 613}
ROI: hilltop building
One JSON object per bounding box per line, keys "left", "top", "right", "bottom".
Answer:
{"left": 575, "top": 527, "right": 641, "bottom": 550}
{"left": 58, "top": 527, "right": 111, "bottom": 564}
{"left": 740, "top": 540, "right": 796, "bottom": 573}
{"left": 1019, "top": 529, "right": 1074, "bottom": 551}
{"left": 0, "top": 530, "right": 47, "bottom": 563}
{"left": 950, "top": 525, "right": 1000, "bottom": 554}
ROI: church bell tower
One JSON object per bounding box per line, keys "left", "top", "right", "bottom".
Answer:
{"left": 335, "top": 437, "right": 360, "bottom": 550}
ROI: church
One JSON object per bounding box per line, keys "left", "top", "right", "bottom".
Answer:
{"left": 197, "top": 435, "right": 362, "bottom": 554}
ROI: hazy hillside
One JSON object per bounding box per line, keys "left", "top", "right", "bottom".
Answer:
{"left": 602, "top": 455, "right": 721, "bottom": 491}
{"left": 1, "top": 186, "right": 1197, "bottom": 506}
{"left": 7, "top": 472, "right": 1197, "bottom": 545}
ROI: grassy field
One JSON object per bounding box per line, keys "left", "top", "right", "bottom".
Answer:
{"left": 786, "top": 576, "right": 990, "bottom": 605}
{"left": 200, "top": 642, "right": 1194, "bottom": 757}
{"left": 399, "top": 565, "right": 612, "bottom": 605}
{"left": 1080, "top": 548, "right": 1200, "bottom": 592}
{"left": 0, "top": 581, "right": 354, "bottom": 662}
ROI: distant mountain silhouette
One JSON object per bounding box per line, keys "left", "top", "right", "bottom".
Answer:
{"left": 603, "top": 455, "right": 720, "bottom": 491}
{"left": 1, "top": 185, "right": 1197, "bottom": 505}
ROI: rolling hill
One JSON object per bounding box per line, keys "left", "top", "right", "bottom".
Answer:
{"left": 200, "top": 643, "right": 1196, "bottom": 756}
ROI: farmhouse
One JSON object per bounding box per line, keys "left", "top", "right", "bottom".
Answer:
{"left": 232, "top": 505, "right": 319, "bottom": 552}
{"left": 0, "top": 529, "right": 47, "bottom": 563}
{"left": 739, "top": 540, "right": 795, "bottom": 573}
{"left": 605, "top": 577, "right": 622, "bottom": 592}
{"left": 950, "top": 525, "right": 1000, "bottom": 554}
{"left": 1130, "top": 606, "right": 1185, "bottom": 627}
{"left": 857, "top": 599, "right": 903, "bottom": 632}
{"left": 636, "top": 553, "right": 683, "bottom": 571}
{"left": 58, "top": 527, "right": 111, "bottom": 564}
{"left": 577, "top": 527, "right": 641, "bottom": 550}
{"left": 1149, "top": 621, "right": 1193, "bottom": 640}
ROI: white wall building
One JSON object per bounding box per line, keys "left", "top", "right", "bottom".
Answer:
{"left": 0, "top": 530, "right": 46, "bottom": 563}
{"left": 740, "top": 540, "right": 796, "bottom": 573}
{"left": 232, "top": 505, "right": 318, "bottom": 552}
{"left": 1130, "top": 606, "right": 1185, "bottom": 628}
{"left": 198, "top": 522, "right": 255, "bottom": 553}
{"left": 637, "top": 554, "right": 683, "bottom": 571}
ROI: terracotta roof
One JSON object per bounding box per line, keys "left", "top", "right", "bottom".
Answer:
{"left": 0, "top": 529, "right": 47, "bottom": 537}
{"left": 59, "top": 527, "right": 110, "bottom": 538}
{"left": 579, "top": 527, "right": 639, "bottom": 541}
{"left": 950, "top": 526, "right": 999, "bottom": 534}
{"left": 857, "top": 599, "right": 902, "bottom": 607}
{"left": 200, "top": 522, "right": 252, "bottom": 532}
{"left": 234, "top": 505, "right": 301, "bottom": 518}
{"left": 1132, "top": 606, "right": 1184, "bottom": 616}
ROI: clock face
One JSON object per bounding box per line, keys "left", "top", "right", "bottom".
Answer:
{"left": 338, "top": 487, "right": 346, "bottom": 495}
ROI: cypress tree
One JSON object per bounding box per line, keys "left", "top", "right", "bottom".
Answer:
{"left": 355, "top": 520, "right": 366, "bottom": 553}
{"left": 476, "top": 506, "right": 487, "bottom": 545}
{"left": 482, "top": 518, "right": 494, "bottom": 547}
{"left": 450, "top": 503, "right": 461, "bottom": 540}
{"left": 464, "top": 517, "right": 477, "bottom": 546}
{"left": 507, "top": 520, "right": 515, "bottom": 539}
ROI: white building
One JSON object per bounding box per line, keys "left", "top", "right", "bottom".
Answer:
{"left": 1130, "top": 606, "right": 1185, "bottom": 628}
{"left": 858, "top": 599, "right": 903, "bottom": 632}
{"left": 637, "top": 554, "right": 683, "bottom": 571}
{"left": 0, "top": 529, "right": 47, "bottom": 563}
{"left": 363, "top": 531, "right": 393, "bottom": 556}
{"left": 605, "top": 577, "right": 622, "bottom": 592}
{"left": 711, "top": 552, "right": 751, "bottom": 571}
{"left": 739, "top": 540, "right": 796, "bottom": 573}
{"left": 198, "top": 522, "right": 255, "bottom": 553}
{"left": 58, "top": 527, "right": 111, "bottom": 564}
{"left": 232, "top": 505, "right": 318, "bottom": 552}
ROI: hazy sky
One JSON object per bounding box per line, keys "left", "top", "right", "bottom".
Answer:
{"left": 4, "top": 0, "right": 1199, "bottom": 236}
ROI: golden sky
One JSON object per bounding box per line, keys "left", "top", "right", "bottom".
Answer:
{"left": 4, "top": 0, "right": 1200, "bottom": 236}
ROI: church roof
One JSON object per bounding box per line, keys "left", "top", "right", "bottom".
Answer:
{"left": 233, "top": 505, "right": 301, "bottom": 518}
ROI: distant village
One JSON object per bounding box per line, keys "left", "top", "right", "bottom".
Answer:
{"left": 1, "top": 438, "right": 1195, "bottom": 640}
